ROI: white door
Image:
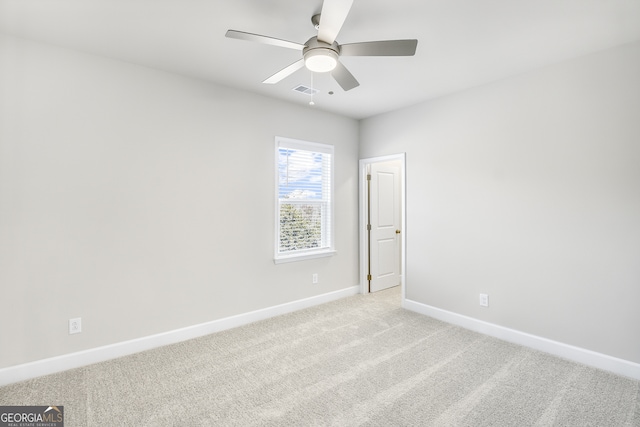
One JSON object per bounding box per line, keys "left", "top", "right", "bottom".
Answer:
{"left": 369, "top": 161, "right": 401, "bottom": 292}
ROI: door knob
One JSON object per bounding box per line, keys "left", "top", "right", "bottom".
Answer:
{"left": 395, "top": 230, "right": 401, "bottom": 234}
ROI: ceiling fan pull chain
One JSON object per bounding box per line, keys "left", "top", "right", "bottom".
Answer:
{"left": 310, "top": 72, "right": 315, "bottom": 106}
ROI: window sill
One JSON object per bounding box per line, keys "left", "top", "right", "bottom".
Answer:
{"left": 274, "top": 250, "right": 336, "bottom": 264}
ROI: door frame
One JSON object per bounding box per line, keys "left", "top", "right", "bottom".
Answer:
{"left": 359, "top": 153, "right": 407, "bottom": 299}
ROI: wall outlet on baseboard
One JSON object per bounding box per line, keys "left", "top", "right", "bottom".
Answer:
{"left": 479, "top": 294, "right": 489, "bottom": 307}
{"left": 69, "top": 318, "right": 82, "bottom": 334}
{"left": 312, "top": 273, "right": 318, "bottom": 284}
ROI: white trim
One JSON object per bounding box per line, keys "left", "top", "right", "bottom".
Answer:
{"left": 0, "top": 286, "right": 359, "bottom": 387}
{"left": 358, "top": 154, "right": 407, "bottom": 296}
{"left": 276, "top": 136, "right": 333, "bottom": 154}
{"left": 273, "top": 249, "right": 336, "bottom": 264}
{"left": 403, "top": 298, "right": 640, "bottom": 380}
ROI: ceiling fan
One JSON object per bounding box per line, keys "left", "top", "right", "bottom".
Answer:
{"left": 225, "top": 0, "right": 418, "bottom": 91}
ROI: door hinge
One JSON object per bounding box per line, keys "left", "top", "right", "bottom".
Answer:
{"left": 367, "top": 274, "right": 372, "bottom": 281}
{"left": 367, "top": 224, "right": 371, "bottom": 231}
{"left": 367, "top": 174, "right": 371, "bottom": 181}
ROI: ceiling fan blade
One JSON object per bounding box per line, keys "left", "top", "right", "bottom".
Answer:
{"left": 340, "top": 39, "right": 418, "bottom": 56}
{"left": 263, "top": 59, "right": 305, "bottom": 84}
{"left": 331, "top": 61, "right": 359, "bottom": 91}
{"left": 225, "top": 30, "right": 305, "bottom": 51}
{"left": 317, "top": 0, "right": 354, "bottom": 45}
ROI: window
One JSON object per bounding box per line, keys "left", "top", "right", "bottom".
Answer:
{"left": 275, "top": 137, "right": 334, "bottom": 263}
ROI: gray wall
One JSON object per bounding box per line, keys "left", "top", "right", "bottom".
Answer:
{"left": 360, "top": 41, "right": 640, "bottom": 363}
{"left": 0, "top": 35, "right": 360, "bottom": 369}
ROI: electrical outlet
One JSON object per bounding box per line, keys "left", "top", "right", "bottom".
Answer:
{"left": 69, "top": 318, "right": 82, "bottom": 334}
{"left": 479, "top": 294, "right": 489, "bottom": 307}
{"left": 312, "top": 273, "right": 318, "bottom": 284}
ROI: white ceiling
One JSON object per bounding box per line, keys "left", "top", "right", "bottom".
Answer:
{"left": 2, "top": 0, "right": 640, "bottom": 119}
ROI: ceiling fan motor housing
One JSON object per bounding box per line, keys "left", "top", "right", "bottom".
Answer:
{"left": 303, "top": 37, "right": 340, "bottom": 72}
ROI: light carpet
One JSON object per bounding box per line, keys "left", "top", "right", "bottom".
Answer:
{"left": 1, "top": 286, "right": 639, "bottom": 426}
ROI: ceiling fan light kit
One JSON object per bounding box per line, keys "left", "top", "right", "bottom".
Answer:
{"left": 303, "top": 38, "right": 339, "bottom": 73}
{"left": 225, "top": 0, "right": 417, "bottom": 91}
{"left": 304, "top": 50, "right": 338, "bottom": 72}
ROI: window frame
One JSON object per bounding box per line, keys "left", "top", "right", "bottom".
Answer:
{"left": 274, "top": 137, "right": 336, "bottom": 264}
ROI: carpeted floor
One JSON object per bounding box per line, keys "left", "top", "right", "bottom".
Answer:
{"left": 1, "top": 286, "right": 639, "bottom": 426}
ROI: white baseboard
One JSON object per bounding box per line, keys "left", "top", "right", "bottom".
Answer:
{"left": 0, "top": 286, "right": 360, "bottom": 387}
{"left": 403, "top": 299, "right": 640, "bottom": 380}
